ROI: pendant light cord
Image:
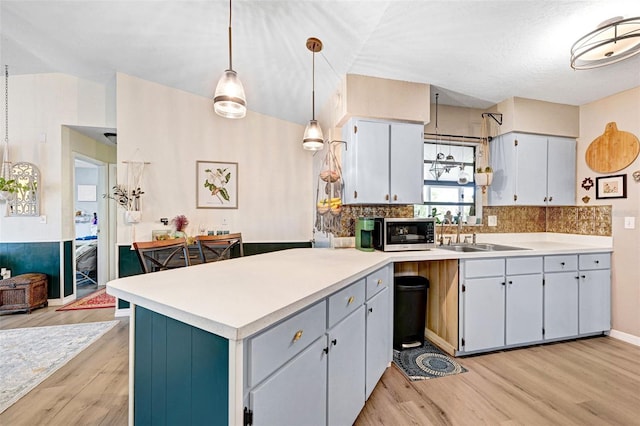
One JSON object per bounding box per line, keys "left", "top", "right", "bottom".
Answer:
{"left": 228, "top": 0, "right": 233, "bottom": 70}
{"left": 4, "top": 65, "right": 8, "bottom": 145}
{"left": 312, "top": 48, "right": 316, "bottom": 120}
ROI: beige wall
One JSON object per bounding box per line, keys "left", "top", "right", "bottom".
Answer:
{"left": 116, "top": 73, "right": 312, "bottom": 244}
{"left": 578, "top": 86, "right": 640, "bottom": 340}
{"left": 0, "top": 73, "right": 109, "bottom": 242}
{"left": 497, "top": 97, "right": 579, "bottom": 138}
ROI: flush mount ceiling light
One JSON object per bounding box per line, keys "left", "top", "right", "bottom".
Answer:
{"left": 302, "top": 37, "right": 324, "bottom": 151}
{"left": 571, "top": 16, "right": 640, "bottom": 70}
{"left": 213, "top": 0, "right": 246, "bottom": 119}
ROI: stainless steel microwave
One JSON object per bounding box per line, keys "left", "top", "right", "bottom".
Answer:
{"left": 373, "top": 217, "right": 436, "bottom": 251}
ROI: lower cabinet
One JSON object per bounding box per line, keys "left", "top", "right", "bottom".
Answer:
{"left": 245, "top": 265, "right": 392, "bottom": 425}
{"left": 460, "top": 252, "right": 611, "bottom": 356}
{"left": 365, "top": 286, "right": 390, "bottom": 398}
{"left": 249, "top": 337, "right": 328, "bottom": 426}
{"left": 544, "top": 271, "right": 579, "bottom": 339}
{"left": 579, "top": 269, "right": 611, "bottom": 334}
{"left": 328, "top": 306, "right": 366, "bottom": 426}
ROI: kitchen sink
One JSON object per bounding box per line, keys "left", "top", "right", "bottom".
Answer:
{"left": 439, "top": 243, "right": 529, "bottom": 252}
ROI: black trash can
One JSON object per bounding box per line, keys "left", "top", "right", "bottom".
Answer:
{"left": 393, "top": 275, "right": 429, "bottom": 350}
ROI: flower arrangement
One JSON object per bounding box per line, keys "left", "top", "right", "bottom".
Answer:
{"left": 172, "top": 214, "right": 189, "bottom": 232}
{"left": 103, "top": 185, "right": 144, "bottom": 211}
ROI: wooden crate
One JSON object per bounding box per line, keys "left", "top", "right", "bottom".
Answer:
{"left": 0, "top": 273, "right": 48, "bottom": 314}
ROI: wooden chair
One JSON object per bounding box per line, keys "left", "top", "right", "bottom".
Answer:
{"left": 133, "top": 238, "right": 191, "bottom": 273}
{"left": 195, "top": 233, "right": 244, "bottom": 263}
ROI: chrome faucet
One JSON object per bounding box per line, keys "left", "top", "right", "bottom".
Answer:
{"left": 455, "top": 212, "right": 462, "bottom": 244}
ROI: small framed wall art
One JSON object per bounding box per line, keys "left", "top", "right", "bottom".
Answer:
{"left": 196, "top": 161, "right": 238, "bottom": 209}
{"left": 595, "top": 174, "right": 627, "bottom": 199}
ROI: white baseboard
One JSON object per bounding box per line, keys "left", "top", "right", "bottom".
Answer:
{"left": 46, "top": 294, "right": 76, "bottom": 306}
{"left": 609, "top": 329, "right": 640, "bottom": 346}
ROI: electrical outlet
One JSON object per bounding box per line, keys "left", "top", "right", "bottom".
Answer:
{"left": 488, "top": 215, "right": 497, "bottom": 227}
{"left": 39, "top": 215, "right": 47, "bottom": 224}
{"left": 624, "top": 216, "right": 635, "bottom": 229}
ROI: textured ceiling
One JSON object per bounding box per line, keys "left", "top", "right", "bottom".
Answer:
{"left": 1, "top": 1, "right": 639, "bottom": 126}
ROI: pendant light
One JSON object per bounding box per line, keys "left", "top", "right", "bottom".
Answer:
{"left": 571, "top": 16, "right": 640, "bottom": 70}
{"left": 302, "top": 37, "right": 324, "bottom": 151}
{"left": 213, "top": 0, "right": 246, "bottom": 119}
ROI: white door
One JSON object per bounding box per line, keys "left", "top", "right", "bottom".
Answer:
{"left": 390, "top": 122, "right": 424, "bottom": 204}
{"left": 488, "top": 134, "right": 517, "bottom": 205}
{"left": 250, "top": 336, "right": 328, "bottom": 426}
{"left": 544, "top": 272, "right": 579, "bottom": 339}
{"left": 328, "top": 306, "right": 366, "bottom": 426}
{"left": 515, "top": 134, "right": 548, "bottom": 205}
{"left": 462, "top": 277, "right": 505, "bottom": 352}
{"left": 546, "top": 136, "right": 576, "bottom": 205}
{"left": 505, "top": 274, "right": 543, "bottom": 345}
{"left": 343, "top": 120, "right": 389, "bottom": 204}
{"left": 579, "top": 269, "right": 611, "bottom": 334}
{"left": 365, "top": 287, "right": 390, "bottom": 399}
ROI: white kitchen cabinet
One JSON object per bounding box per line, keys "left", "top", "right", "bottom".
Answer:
{"left": 505, "top": 257, "right": 543, "bottom": 345}
{"left": 461, "top": 276, "right": 505, "bottom": 352}
{"left": 505, "top": 274, "right": 543, "bottom": 345}
{"left": 245, "top": 266, "right": 391, "bottom": 425}
{"left": 342, "top": 118, "right": 424, "bottom": 204}
{"left": 460, "top": 257, "right": 543, "bottom": 353}
{"left": 543, "top": 255, "right": 579, "bottom": 340}
{"left": 578, "top": 253, "right": 611, "bottom": 334}
{"left": 488, "top": 132, "right": 576, "bottom": 206}
{"left": 327, "top": 306, "right": 366, "bottom": 426}
{"left": 250, "top": 336, "right": 328, "bottom": 426}
{"left": 365, "top": 286, "right": 390, "bottom": 399}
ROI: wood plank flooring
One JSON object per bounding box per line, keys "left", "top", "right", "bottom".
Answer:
{"left": 2, "top": 306, "right": 639, "bottom": 425}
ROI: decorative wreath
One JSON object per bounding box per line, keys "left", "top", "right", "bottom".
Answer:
{"left": 581, "top": 177, "right": 594, "bottom": 191}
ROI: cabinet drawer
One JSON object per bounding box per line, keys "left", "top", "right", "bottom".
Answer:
{"left": 247, "top": 300, "right": 327, "bottom": 388}
{"left": 506, "top": 256, "right": 542, "bottom": 275}
{"left": 544, "top": 255, "right": 578, "bottom": 272}
{"left": 579, "top": 253, "right": 610, "bottom": 270}
{"left": 328, "top": 279, "right": 366, "bottom": 328}
{"left": 464, "top": 258, "right": 504, "bottom": 278}
{"left": 366, "top": 265, "right": 390, "bottom": 300}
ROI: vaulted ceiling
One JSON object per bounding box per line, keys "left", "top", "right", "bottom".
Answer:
{"left": 1, "top": 1, "right": 639, "bottom": 125}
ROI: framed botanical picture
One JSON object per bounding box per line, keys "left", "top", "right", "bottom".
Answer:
{"left": 595, "top": 174, "right": 627, "bottom": 199}
{"left": 196, "top": 161, "right": 238, "bottom": 209}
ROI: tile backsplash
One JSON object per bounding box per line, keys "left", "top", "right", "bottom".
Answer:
{"left": 337, "top": 205, "right": 612, "bottom": 237}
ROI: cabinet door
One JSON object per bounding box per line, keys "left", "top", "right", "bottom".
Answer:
{"left": 461, "top": 277, "right": 505, "bottom": 352}
{"left": 328, "top": 306, "right": 366, "bottom": 426}
{"left": 250, "top": 336, "right": 327, "bottom": 426}
{"left": 544, "top": 272, "right": 578, "bottom": 339}
{"left": 389, "top": 122, "right": 424, "bottom": 204}
{"left": 365, "top": 287, "right": 390, "bottom": 399}
{"left": 514, "top": 134, "right": 548, "bottom": 206}
{"left": 488, "top": 134, "right": 517, "bottom": 205}
{"left": 546, "top": 136, "right": 576, "bottom": 205}
{"left": 343, "top": 120, "right": 390, "bottom": 204}
{"left": 579, "top": 269, "right": 611, "bottom": 334}
{"left": 505, "top": 274, "right": 543, "bottom": 345}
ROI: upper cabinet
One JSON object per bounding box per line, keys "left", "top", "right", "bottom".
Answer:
{"left": 342, "top": 118, "right": 424, "bottom": 205}
{"left": 488, "top": 132, "right": 576, "bottom": 206}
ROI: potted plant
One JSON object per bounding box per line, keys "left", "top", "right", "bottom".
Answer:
{"left": 0, "top": 176, "right": 21, "bottom": 201}
{"left": 474, "top": 166, "right": 494, "bottom": 187}
{"left": 103, "top": 184, "right": 144, "bottom": 223}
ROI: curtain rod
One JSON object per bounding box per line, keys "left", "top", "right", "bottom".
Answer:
{"left": 423, "top": 132, "right": 486, "bottom": 141}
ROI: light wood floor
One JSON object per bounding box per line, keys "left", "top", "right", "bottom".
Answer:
{"left": 2, "top": 307, "right": 639, "bottom": 426}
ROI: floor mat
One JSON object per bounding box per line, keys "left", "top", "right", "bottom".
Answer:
{"left": 393, "top": 341, "right": 467, "bottom": 381}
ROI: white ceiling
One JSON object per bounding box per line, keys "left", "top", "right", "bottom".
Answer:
{"left": 1, "top": 1, "right": 639, "bottom": 126}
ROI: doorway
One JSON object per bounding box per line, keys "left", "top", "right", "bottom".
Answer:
{"left": 74, "top": 156, "right": 106, "bottom": 297}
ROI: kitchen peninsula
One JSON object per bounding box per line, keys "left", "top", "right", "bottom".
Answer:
{"left": 107, "top": 233, "right": 612, "bottom": 426}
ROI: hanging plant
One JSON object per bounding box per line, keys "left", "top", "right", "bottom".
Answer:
{"left": 0, "top": 176, "right": 26, "bottom": 201}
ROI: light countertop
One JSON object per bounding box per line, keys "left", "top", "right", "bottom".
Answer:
{"left": 107, "top": 233, "right": 612, "bottom": 341}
